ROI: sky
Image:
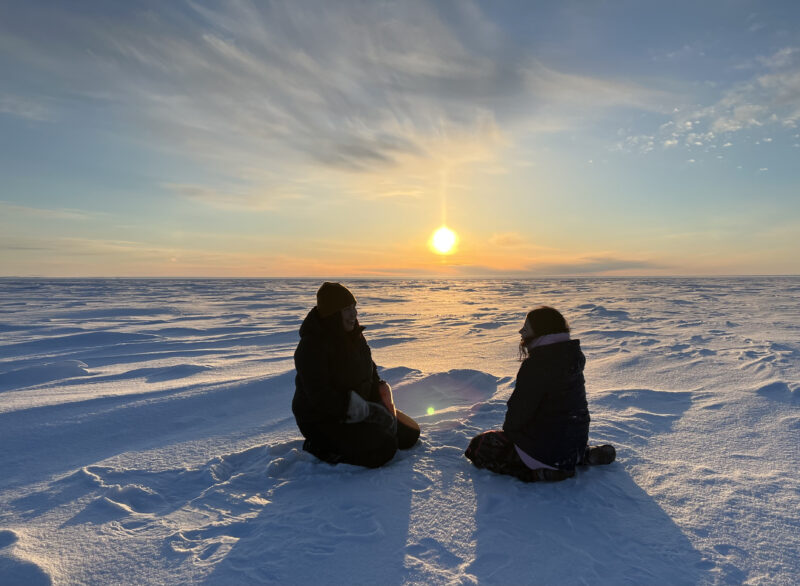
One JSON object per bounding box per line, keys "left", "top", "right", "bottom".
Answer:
{"left": 1, "top": 0, "right": 799, "bottom": 277}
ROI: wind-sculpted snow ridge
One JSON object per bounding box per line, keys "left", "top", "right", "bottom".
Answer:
{"left": 0, "top": 277, "right": 798, "bottom": 584}
{"left": 3, "top": 369, "right": 711, "bottom": 585}
{"left": 0, "top": 359, "right": 91, "bottom": 391}
{"left": 0, "top": 530, "right": 51, "bottom": 585}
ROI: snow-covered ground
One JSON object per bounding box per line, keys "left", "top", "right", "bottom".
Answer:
{"left": 0, "top": 278, "right": 798, "bottom": 585}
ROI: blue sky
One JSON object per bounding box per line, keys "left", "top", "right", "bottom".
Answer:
{"left": 1, "top": 0, "right": 798, "bottom": 276}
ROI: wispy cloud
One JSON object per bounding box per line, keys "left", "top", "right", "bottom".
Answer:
{"left": 523, "top": 63, "right": 673, "bottom": 114}
{"left": 530, "top": 256, "right": 668, "bottom": 275}
{"left": 0, "top": 234, "right": 285, "bottom": 277}
{"left": 757, "top": 47, "right": 799, "bottom": 70}
{"left": 488, "top": 233, "right": 527, "bottom": 248}
{"left": 164, "top": 183, "right": 305, "bottom": 211}
{"left": 0, "top": 94, "right": 50, "bottom": 121}
{"left": 442, "top": 255, "right": 667, "bottom": 277}
{"left": 2, "top": 1, "right": 677, "bottom": 207}
{"left": 0, "top": 201, "right": 98, "bottom": 221}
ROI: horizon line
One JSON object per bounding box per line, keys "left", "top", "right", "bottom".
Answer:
{"left": 2, "top": 274, "right": 798, "bottom": 280}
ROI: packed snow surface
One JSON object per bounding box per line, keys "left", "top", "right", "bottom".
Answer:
{"left": 0, "top": 278, "right": 798, "bottom": 585}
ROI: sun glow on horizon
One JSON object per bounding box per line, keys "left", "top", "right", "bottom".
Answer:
{"left": 429, "top": 226, "right": 458, "bottom": 255}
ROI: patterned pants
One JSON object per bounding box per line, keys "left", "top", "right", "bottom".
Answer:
{"left": 465, "top": 430, "right": 575, "bottom": 483}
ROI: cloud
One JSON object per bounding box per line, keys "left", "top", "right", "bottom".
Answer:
{"left": 488, "top": 233, "right": 526, "bottom": 248}
{"left": 1, "top": 1, "right": 679, "bottom": 207}
{"left": 164, "top": 183, "right": 305, "bottom": 211}
{"left": 621, "top": 46, "right": 800, "bottom": 154}
{"left": 530, "top": 256, "right": 667, "bottom": 275}
{"left": 441, "top": 255, "right": 666, "bottom": 277}
{"left": 758, "top": 47, "right": 799, "bottom": 70}
{"left": 653, "top": 43, "right": 707, "bottom": 62}
{"left": 0, "top": 201, "right": 97, "bottom": 221}
{"left": 692, "top": 48, "right": 800, "bottom": 130}
{"left": 523, "top": 63, "right": 673, "bottom": 114}
{"left": 0, "top": 94, "right": 50, "bottom": 121}
{"left": 0, "top": 235, "right": 145, "bottom": 258}
{"left": 0, "top": 234, "right": 288, "bottom": 277}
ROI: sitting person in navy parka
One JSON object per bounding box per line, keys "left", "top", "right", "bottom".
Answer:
{"left": 465, "top": 306, "right": 615, "bottom": 482}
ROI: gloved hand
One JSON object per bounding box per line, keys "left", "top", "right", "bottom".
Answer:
{"left": 345, "top": 390, "right": 370, "bottom": 423}
{"left": 364, "top": 401, "right": 397, "bottom": 436}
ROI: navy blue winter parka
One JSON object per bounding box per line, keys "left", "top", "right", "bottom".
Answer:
{"left": 502, "top": 340, "right": 590, "bottom": 470}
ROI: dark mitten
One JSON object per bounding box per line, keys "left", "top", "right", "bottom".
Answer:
{"left": 364, "top": 401, "right": 397, "bottom": 436}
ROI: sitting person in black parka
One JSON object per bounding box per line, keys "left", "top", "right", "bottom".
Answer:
{"left": 465, "top": 306, "right": 615, "bottom": 482}
{"left": 293, "top": 282, "right": 420, "bottom": 468}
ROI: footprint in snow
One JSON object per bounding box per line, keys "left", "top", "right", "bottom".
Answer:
{"left": 317, "top": 506, "right": 382, "bottom": 539}
{"left": 756, "top": 381, "right": 799, "bottom": 404}
{"left": 406, "top": 537, "right": 463, "bottom": 568}
{"left": 468, "top": 552, "right": 512, "bottom": 577}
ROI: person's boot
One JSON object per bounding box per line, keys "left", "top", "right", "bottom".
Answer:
{"left": 584, "top": 444, "right": 616, "bottom": 465}
{"left": 303, "top": 438, "right": 343, "bottom": 464}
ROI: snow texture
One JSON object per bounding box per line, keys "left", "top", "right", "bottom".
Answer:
{"left": 0, "top": 277, "right": 798, "bottom": 585}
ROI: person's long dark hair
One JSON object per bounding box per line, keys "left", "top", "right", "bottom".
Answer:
{"left": 519, "top": 306, "right": 570, "bottom": 359}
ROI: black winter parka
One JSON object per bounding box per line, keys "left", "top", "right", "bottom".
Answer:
{"left": 502, "top": 340, "right": 590, "bottom": 470}
{"left": 292, "top": 308, "right": 382, "bottom": 436}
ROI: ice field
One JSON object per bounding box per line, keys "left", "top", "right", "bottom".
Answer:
{"left": 0, "top": 277, "right": 798, "bottom": 585}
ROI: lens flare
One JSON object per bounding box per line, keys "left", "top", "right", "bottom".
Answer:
{"left": 427, "top": 406, "right": 435, "bottom": 415}
{"left": 429, "top": 226, "right": 458, "bottom": 255}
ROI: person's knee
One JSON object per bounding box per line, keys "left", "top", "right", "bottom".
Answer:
{"left": 337, "top": 427, "right": 398, "bottom": 468}
{"left": 359, "top": 434, "right": 398, "bottom": 468}
{"left": 465, "top": 430, "right": 513, "bottom": 468}
{"left": 397, "top": 422, "right": 420, "bottom": 450}
{"left": 395, "top": 411, "right": 420, "bottom": 450}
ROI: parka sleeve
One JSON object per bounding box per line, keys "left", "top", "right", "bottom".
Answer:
{"left": 368, "top": 360, "right": 384, "bottom": 402}
{"left": 502, "top": 359, "right": 545, "bottom": 434}
{"left": 294, "top": 336, "right": 350, "bottom": 421}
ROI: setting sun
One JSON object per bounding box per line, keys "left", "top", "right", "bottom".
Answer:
{"left": 430, "top": 226, "right": 458, "bottom": 255}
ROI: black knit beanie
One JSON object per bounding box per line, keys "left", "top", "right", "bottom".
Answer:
{"left": 316, "top": 282, "right": 357, "bottom": 318}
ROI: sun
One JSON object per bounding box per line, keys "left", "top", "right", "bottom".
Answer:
{"left": 429, "top": 226, "right": 458, "bottom": 255}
